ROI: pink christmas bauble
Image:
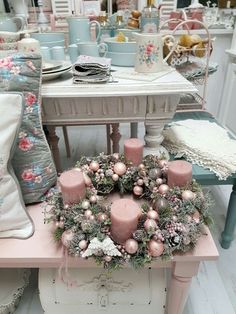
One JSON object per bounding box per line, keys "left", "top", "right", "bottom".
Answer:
{"left": 125, "top": 239, "right": 139, "bottom": 254}
{"left": 144, "top": 219, "right": 157, "bottom": 231}
{"left": 58, "top": 221, "right": 65, "bottom": 228}
{"left": 97, "top": 213, "right": 108, "bottom": 222}
{"left": 61, "top": 229, "right": 74, "bottom": 248}
{"left": 84, "top": 209, "right": 92, "bottom": 218}
{"left": 83, "top": 173, "right": 92, "bottom": 186}
{"left": 159, "top": 160, "right": 168, "bottom": 169}
{"left": 147, "top": 210, "right": 159, "bottom": 220}
{"left": 89, "top": 195, "right": 97, "bottom": 203}
{"left": 79, "top": 240, "right": 88, "bottom": 249}
{"left": 81, "top": 200, "right": 90, "bottom": 210}
{"left": 148, "top": 240, "right": 164, "bottom": 257}
{"left": 158, "top": 184, "right": 169, "bottom": 195}
{"left": 104, "top": 255, "right": 112, "bottom": 262}
{"left": 137, "top": 179, "right": 144, "bottom": 186}
{"left": 133, "top": 185, "right": 143, "bottom": 196}
{"left": 156, "top": 178, "right": 163, "bottom": 185}
{"left": 112, "top": 173, "right": 119, "bottom": 181}
{"left": 89, "top": 161, "right": 100, "bottom": 172}
{"left": 192, "top": 210, "right": 200, "bottom": 223}
{"left": 113, "top": 162, "right": 127, "bottom": 176}
{"left": 182, "top": 190, "right": 195, "bottom": 201}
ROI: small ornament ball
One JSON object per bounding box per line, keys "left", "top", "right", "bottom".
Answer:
{"left": 182, "top": 190, "right": 195, "bottom": 201}
{"left": 89, "top": 161, "right": 100, "bottom": 172}
{"left": 192, "top": 210, "right": 200, "bottom": 223}
{"left": 125, "top": 239, "right": 139, "bottom": 254}
{"left": 148, "top": 168, "right": 162, "bottom": 180}
{"left": 97, "top": 212, "right": 108, "bottom": 222}
{"left": 144, "top": 218, "right": 157, "bottom": 231}
{"left": 104, "top": 255, "right": 112, "bottom": 262}
{"left": 112, "top": 173, "right": 119, "bottom": 181}
{"left": 90, "top": 195, "right": 97, "bottom": 203}
{"left": 154, "top": 197, "right": 168, "bottom": 211}
{"left": 84, "top": 209, "right": 92, "bottom": 218}
{"left": 113, "top": 162, "right": 127, "bottom": 176}
{"left": 83, "top": 173, "right": 92, "bottom": 186}
{"left": 79, "top": 240, "right": 88, "bottom": 250}
{"left": 61, "top": 229, "right": 74, "bottom": 248}
{"left": 133, "top": 185, "right": 143, "bottom": 196}
{"left": 148, "top": 240, "right": 164, "bottom": 257}
{"left": 158, "top": 184, "right": 169, "bottom": 195}
{"left": 81, "top": 200, "right": 90, "bottom": 210}
{"left": 147, "top": 210, "right": 159, "bottom": 220}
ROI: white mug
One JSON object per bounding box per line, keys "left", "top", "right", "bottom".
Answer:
{"left": 40, "top": 46, "right": 51, "bottom": 61}
{"left": 77, "top": 41, "right": 108, "bottom": 57}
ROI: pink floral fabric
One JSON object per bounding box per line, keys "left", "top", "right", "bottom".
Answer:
{"left": 0, "top": 54, "right": 57, "bottom": 204}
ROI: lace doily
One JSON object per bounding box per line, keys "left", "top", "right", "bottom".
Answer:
{"left": 163, "top": 119, "right": 236, "bottom": 180}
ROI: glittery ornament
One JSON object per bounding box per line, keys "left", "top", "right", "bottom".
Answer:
{"left": 90, "top": 195, "right": 97, "bottom": 203}
{"left": 97, "top": 213, "right": 108, "bottom": 222}
{"left": 148, "top": 240, "right": 164, "bottom": 257}
{"left": 89, "top": 215, "right": 95, "bottom": 221}
{"left": 144, "top": 219, "right": 157, "bottom": 231}
{"left": 133, "top": 229, "right": 146, "bottom": 241}
{"left": 81, "top": 220, "right": 94, "bottom": 233}
{"left": 79, "top": 240, "right": 88, "bottom": 249}
{"left": 89, "top": 161, "right": 100, "bottom": 172}
{"left": 148, "top": 168, "right": 162, "bottom": 180}
{"left": 158, "top": 184, "right": 170, "bottom": 195}
{"left": 61, "top": 229, "right": 74, "bottom": 248}
{"left": 192, "top": 210, "right": 200, "bottom": 223}
{"left": 104, "top": 255, "right": 112, "bottom": 262}
{"left": 133, "top": 185, "right": 143, "bottom": 196}
{"left": 83, "top": 173, "right": 92, "bottom": 186}
{"left": 154, "top": 198, "right": 168, "bottom": 211}
{"left": 137, "top": 179, "right": 144, "bottom": 186}
{"left": 147, "top": 210, "right": 159, "bottom": 220}
{"left": 81, "top": 200, "right": 90, "bottom": 210}
{"left": 138, "top": 163, "right": 145, "bottom": 170}
{"left": 112, "top": 173, "right": 119, "bottom": 181}
{"left": 182, "top": 190, "right": 195, "bottom": 201}
{"left": 124, "top": 239, "right": 139, "bottom": 254}
{"left": 113, "top": 162, "right": 127, "bottom": 176}
{"left": 84, "top": 209, "right": 92, "bottom": 218}
{"left": 159, "top": 160, "right": 168, "bottom": 169}
{"left": 156, "top": 178, "right": 163, "bottom": 185}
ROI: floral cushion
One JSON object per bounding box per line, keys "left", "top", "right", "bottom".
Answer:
{"left": 0, "top": 54, "right": 57, "bottom": 204}
{"left": 0, "top": 93, "right": 34, "bottom": 238}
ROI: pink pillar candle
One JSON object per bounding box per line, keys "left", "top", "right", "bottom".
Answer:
{"left": 167, "top": 160, "right": 192, "bottom": 188}
{"left": 110, "top": 198, "right": 141, "bottom": 244}
{"left": 124, "top": 138, "right": 144, "bottom": 166}
{"left": 59, "top": 169, "right": 86, "bottom": 204}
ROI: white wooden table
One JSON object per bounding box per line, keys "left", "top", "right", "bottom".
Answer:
{"left": 41, "top": 67, "right": 196, "bottom": 172}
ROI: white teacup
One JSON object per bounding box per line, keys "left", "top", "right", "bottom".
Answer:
{"left": 77, "top": 41, "right": 108, "bottom": 57}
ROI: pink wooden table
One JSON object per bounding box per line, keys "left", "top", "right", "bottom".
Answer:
{"left": 0, "top": 204, "right": 218, "bottom": 314}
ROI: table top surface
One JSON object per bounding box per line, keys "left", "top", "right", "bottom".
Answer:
{"left": 42, "top": 66, "right": 197, "bottom": 98}
{"left": 0, "top": 203, "right": 218, "bottom": 268}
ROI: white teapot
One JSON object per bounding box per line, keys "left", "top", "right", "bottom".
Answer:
{"left": 134, "top": 32, "right": 177, "bottom": 73}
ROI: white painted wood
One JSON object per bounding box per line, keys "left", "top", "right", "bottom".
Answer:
{"left": 38, "top": 268, "right": 166, "bottom": 314}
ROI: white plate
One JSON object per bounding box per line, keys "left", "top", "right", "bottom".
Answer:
{"left": 42, "top": 61, "right": 72, "bottom": 74}
{"left": 0, "top": 269, "right": 30, "bottom": 314}
{"left": 42, "top": 66, "right": 72, "bottom": 81}
{"left": 42, "top": 61, "right": 63, "bottom": 72}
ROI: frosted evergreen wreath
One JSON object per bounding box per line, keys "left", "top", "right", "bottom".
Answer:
{"left": 44, "top": 153, "right": 213, "bottom": 270}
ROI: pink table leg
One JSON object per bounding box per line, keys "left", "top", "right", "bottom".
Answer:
{"left": 167, "top": 261, "right": 200, "bottom": 314}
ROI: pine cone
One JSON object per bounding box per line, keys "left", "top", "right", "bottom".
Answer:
{"left": 133, "top": 229, "right": 146, "bottom": 242}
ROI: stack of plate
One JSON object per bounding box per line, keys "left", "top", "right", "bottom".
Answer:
{"left": 42, "top": 61, "right": 72, "bottom": 81}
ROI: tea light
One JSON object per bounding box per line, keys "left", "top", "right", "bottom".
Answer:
{"left": 124, "top": 138, "right": 144, "bottom": 166}
{"left": 167, "top": 160, "right": 192, "bottom": 188}
{"left": 110, "top": 198, "right": 141, "bottom": 244}
{"left": 59, "top": 169, "right": 86, "bottom": 204}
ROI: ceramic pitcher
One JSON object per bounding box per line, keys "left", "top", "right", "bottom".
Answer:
{"left": 67, "top": 16, "right": 101, "bottom": 45}
{"left": 134, "top": 32, "right": 177, "bottom": 73}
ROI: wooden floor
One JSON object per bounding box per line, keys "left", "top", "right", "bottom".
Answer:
{"left": 14, "top": 124, "right": 236, "bottom": 314}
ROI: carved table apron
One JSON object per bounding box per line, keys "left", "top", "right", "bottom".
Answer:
{"left": 41, "top": 69, "right": 196, "bottom": 172}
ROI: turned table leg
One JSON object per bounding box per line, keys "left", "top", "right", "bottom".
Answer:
{"left": 143, "top": 94, "right": 180, "bottom": 160}
{"left": 130, "top": 122, "right": 138, "bottom": 138}
{"left": 47, "top": 125, "right": 61, "bottom": 173}
{"left": 110, "top": 123, "right": 121, "bottom": 153}
{"left": 221, "top": 184, "right": 236, "bottom": 249}
{"left": 167, "top": 261, "right": 200, "bottom": 314}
